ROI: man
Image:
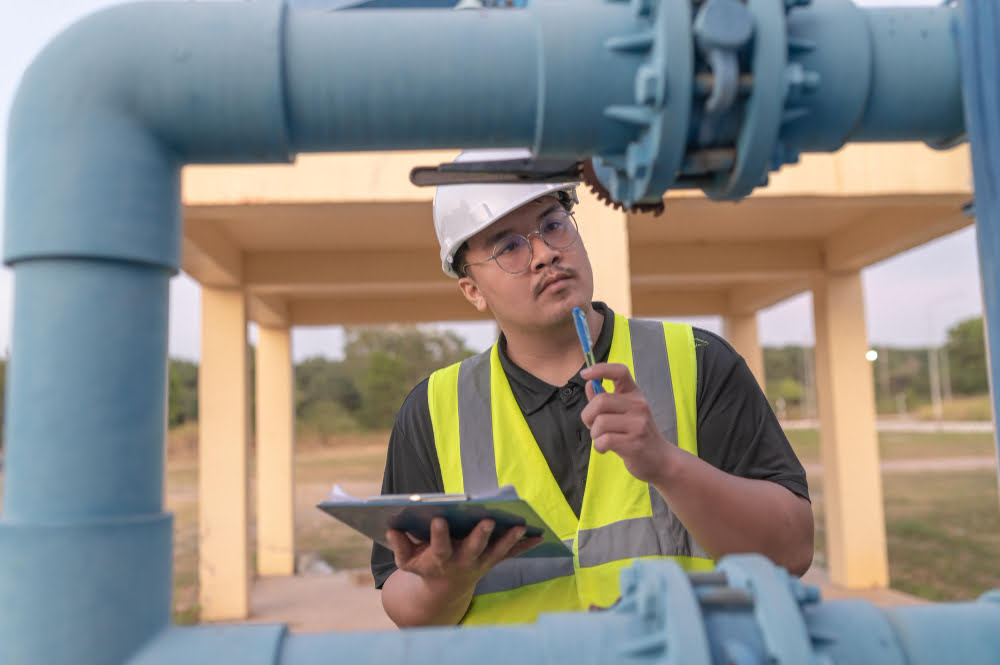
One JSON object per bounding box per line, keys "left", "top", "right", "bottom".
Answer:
{"left": 371, "top": 149, "right": 813, "bottom": 627}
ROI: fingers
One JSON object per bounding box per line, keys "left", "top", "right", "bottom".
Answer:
{"left": 580, "top": 391, "right": 630, "bottom": 427}
{"left": 429, "top": 516, "right": 454, "bottom": 561}
{"left": 588, "top": 414, "right": 633, "bottom": 447}
{"left": 480, "top": 525, "right": 528, "bottom": 567}
{"left": 386, "top": 528, "right": 417, "bottom": 567}
{"left": 592, "top": 432, "right": 629, "bottom": 454}
{"left": 501, "top": 536, "right": 544, "bottom": 561}
{"left": 581, "top": 362, "right": 638, "bottom": 393}
{"left": 456, "top": 519, "right": 495, "bottom": 563}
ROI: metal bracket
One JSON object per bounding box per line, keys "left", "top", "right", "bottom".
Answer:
{"left": 409, "top": 158, "right": 582, "bottom": 186}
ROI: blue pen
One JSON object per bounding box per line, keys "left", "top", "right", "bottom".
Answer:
{"left": 572, "top": 306, "right": 604, "bottom": 394}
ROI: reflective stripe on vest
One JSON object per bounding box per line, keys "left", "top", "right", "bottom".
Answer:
{"left": 428, "top": 315, "right": 710, "bottom": 621}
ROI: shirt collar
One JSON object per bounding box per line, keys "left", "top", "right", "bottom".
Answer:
{"left": 497, "top": 302, "right": 616, "bottom": 415}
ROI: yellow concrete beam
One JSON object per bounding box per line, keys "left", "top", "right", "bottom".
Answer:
{"left": 248, "top": 294, "right": 290, "bottom": 329}
{"left": 198, "top": 287, "right": 251, "bottom": 620}
{"left": 631, "top": 287, "right": 729, "bottom": 317}
{"left": 630, "top": 240, "right": 824, "bottom": 282}
{"left": 723, "top": 313, "right": 766, "bottom": 392}
{"left": 663, "top": 143, "right": 971, "bottom": 200}
{"left": 766, "top": 143, "right": 971, "bottom": 197}
{"left": 183, "top": 151, "right": 458, "bottom": 205}
{"left": 255, "top": 326, "right": 296, "bottom": 577}
{"left": 244, "top": 250, "right": 446, "bottom": 291}
{"left": 182, "top": 221, "right": 242, "bottom": 287}
{"left": 825, "top": 202, "right": 971, "bottom": 272}
{"left": 290, "top": 292, "right": 488, "bottom": 326}
{"left": 728, "top": 281, "right": 809, "bottom": 316}
{"left": 812, "top": 272, "right": 889, "bottom": 589}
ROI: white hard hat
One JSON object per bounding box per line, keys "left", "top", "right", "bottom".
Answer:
{"left": 433, "top": 148, "right": 578, "bottom": 278}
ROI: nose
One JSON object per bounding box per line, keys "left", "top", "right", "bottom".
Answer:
{"left": 529, "top": 232, "right": 561, "bottom": 271}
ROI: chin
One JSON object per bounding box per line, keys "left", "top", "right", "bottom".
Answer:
{"left": 538, "top": 289, "right": 590, "bottom": 322}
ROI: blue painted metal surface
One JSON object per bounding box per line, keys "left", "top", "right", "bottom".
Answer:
{"left": 959, "top": 0, "right": 1000, "bottom": 494}
{"left": 1, "top": 0, "right": 998, "bottom": 663}
{"left": 126, "top": 555, "right": 1000, "bottom": 665}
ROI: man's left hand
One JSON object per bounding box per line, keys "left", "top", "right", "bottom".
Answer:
{"left": 580, "top": 363, "right": 676, "bottom": 485}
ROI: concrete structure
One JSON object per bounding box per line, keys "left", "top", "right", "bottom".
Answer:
{"left": 182, "top": 142, "right": 972, "bottom": 619}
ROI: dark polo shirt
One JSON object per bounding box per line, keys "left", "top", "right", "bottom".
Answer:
{"left": 370, "top": 303, "right": 808, "bottom": 588}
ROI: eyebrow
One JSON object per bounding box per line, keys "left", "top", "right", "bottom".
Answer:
{"left": 481, "top": 202, "right": 563, "bottom": 248}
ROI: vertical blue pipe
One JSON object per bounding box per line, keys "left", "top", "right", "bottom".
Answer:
{"left": 3, "top": 262, "right": 170, "bottom": 520}
{"left": 958, "top": 1, "right": 1000, "bottom": 492}
{"left": 0, "top": 3, "right": 293, "bottom": 663}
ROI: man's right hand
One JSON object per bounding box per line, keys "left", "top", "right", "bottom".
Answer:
{"left": 386, "top": 517, "right": 542, "bottom": 595}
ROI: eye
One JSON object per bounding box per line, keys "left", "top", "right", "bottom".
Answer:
{"left": 542, "top": 218, "right": 566, "bottom": 234}
{"left": 495, "top": 236, "right": 523, "bottom": 256}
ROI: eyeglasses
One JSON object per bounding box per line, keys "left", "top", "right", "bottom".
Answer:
{"left": 462, "top": 210, "right": 579, "bottom": 275}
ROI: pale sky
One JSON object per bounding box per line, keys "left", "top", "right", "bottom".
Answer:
{"left": 1, "top": 0, "right": 982, "bottom": 362}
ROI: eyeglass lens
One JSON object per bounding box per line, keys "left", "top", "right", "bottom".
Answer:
{"left": 493, "top": 212, "right": 577, "bottom": 274}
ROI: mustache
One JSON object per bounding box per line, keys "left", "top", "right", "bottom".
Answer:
{"left": 534, "top": 267, "right": 578, "bottom": 297}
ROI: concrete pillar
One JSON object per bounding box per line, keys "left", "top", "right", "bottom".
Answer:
{"left": 574, "top": 189, "right": 632, "bottom": 317}
{"left": 255, "top": 326, "right": 296, "bottom": 576}
{"left": 812, "top": 272, "right": 889, "bottom": 588}
{"left": 198, "top": 287, "right": 251, "bottom": 620}
{"left": 723, "top": 312, "right": 766, "bottom": 392}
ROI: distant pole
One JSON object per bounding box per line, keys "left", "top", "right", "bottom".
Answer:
{"left": 929, "top": 345, "right": 944, "bottom": 421}
{"left": 878, "top": 346, "right": 890, "bottom": 405}
{"left": 940, "top": 346, "right": 953, "bottom": 402}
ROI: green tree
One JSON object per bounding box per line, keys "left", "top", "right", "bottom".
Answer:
{"left": 167, "top": 359, "right": 199, "bottom": 427}
{"left": 356, "top": 350, "right": 412, "bottom": 430}
{"left": 770, "top": 377, "right": 804, "bottom": 405}
{"left": 945, "top": 316, "right": 989, "bottom": 395}
{"left": 344, "top": 325, "right": 476, "bottom": 430}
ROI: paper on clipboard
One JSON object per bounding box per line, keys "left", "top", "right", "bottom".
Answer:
{"left": 317, "top": 484, "right": 572, "bottom": 558}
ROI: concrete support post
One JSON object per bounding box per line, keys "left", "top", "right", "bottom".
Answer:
{"left": 574, "top": 189, "right": 633, "bottom": 317}
{"left": 255, "top": 326, "right": 296, "bottom": 576}
{"left": 811, "top": 272, "right": 889, "bottom": 589}
{"left": 723, "top": 312, "right": 767, "bottom": 392}
{"left": 198, "top": 287, "right": 251, "bottom": 620}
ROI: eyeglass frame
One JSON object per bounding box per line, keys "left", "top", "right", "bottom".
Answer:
{"left": 460, "top": 210, "right": 580, "bottom": 276}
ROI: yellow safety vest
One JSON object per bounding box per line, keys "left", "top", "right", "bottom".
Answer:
{"left": 427, "top": 314, "right": 713, "bottom": 625}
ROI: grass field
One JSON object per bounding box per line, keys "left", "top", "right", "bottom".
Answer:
{"left": 2, "top": 427, "right": 998, "bottom": 623}
{"left": 785, "top": 428, "right": 996, "bottom": 465}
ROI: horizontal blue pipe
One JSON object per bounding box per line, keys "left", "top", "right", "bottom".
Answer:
{"left": 851, "top": 6, "right": 964, "bottom": 143}
{"left": 282, "top": 3, "right": 638, "bottom": 156}
{"left": 780, "top": 1, "right": 963, "bottom": 152}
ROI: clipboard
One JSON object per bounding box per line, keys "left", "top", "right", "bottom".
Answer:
{"left": 317, "top": 484, "right": 573, "bottom": 558}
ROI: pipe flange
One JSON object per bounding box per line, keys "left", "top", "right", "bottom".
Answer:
{"left": 612, "top": 560, "right": 713, "bottom": 665}
{"left": 715, "top": 554, "right": 815, "bottom": 665}
{"left": 591, "top": 0, "right": 693, "bottom": 210}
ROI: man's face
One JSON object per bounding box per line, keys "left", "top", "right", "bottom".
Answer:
{"left": 457, "top": 195, "right": 595, "bottom": 330}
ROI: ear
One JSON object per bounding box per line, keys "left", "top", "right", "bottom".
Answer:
{"left": 457, "top": 274, "right": 489, "bottom": 313}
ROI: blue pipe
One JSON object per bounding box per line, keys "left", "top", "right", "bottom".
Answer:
{"left": 959, "top": 1, "right": 1000, "bottom": 494}
{"left": 779, "top": 2, "right": 963, "bottom": 153}
{"left": 0, "top": 1, "right": 996, "bottom": 663}
{"left": 281, "top": 3, "right": 640, "bottom": 155}
{"left": 125, "top": 556, "right": 1000, "bottom": 665}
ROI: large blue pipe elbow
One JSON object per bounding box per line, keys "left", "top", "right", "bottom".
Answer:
{"left": 0, "top": 1, "right": 995, "bottom": 664}
{"left": 2, "top": 3, "right": 294, "bottom": 663}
